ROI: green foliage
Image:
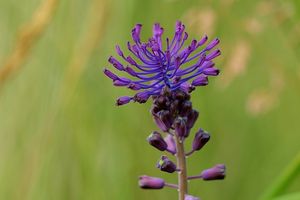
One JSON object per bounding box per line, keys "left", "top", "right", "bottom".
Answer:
{"left": 0, "top": 0, "right": 300, "bottom": 200}
{"left": 273, "top": 193, "right": 300, "bottom": 200}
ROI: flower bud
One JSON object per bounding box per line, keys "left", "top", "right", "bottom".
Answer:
{"left": 170, "top": 99, "right": 180, "bottom": 115}
{"left": 156, "top": 156, "right": 177, "bottom": 173}
{"left": 103, "top": 68, "right": 118, "bottom": 80}
{"left": 147, "top": 131, "right": 168, "bottom": 151}
{"left": 134, "top": 91, "right": 150, "bottom": 103}
{"left": 115, "top": 45, "right": 124, "bottom": 57}
{"left": 154, "top": 95, "right": 170, "bottom": 109}
{"left": 206, "top": 38, "right": 220, "bottom": 51}
{"left": 139, "top": 175, "right": 165, "bottom": 189}
{"left": 153, "top": 110, "right": 172, "bottom": 132}
{"left": 201, "top": 164, "right": 226, "bottom": 180}
{"left": 132, "top": 24, "right": 142, "bottom": 43}
{"left": 203, "top": 67, "right": 220, "bottom": 76}
{"left": 198, "top": 34, "right": 208, "bottom": 46}
{"left": 116, "top": 96, "right": 132, "bottom": 106}
{"left": 192, "top": 76, "right": 208, "bottom": 86}
{"left": 173, "top": 90, "right": 191, "bottom": 101}
{"left": 108, "top": 56, "right": 124, "bottom": 71}
{"left": 174, "top": 117, "right": 187, "bottom": 138}
{"left": 180, "top": 101, "right": 192, "bottom": 116}
{"left": 186, "top": 110, "right": 199, "bottom": 129}
{"left": 164, "top": 134, "right": 176, "bottom": 153}
{"left": 150, "top": 105, "right": 160, "bottom": 115}
{"left": 185, "top": 194, "right": 200, "bottom": 200}
{"left": 192, "top": 129, "right": 210, "bottom": 151}
{"left": 206, "top": 49, "right": 221, "bottom": 61}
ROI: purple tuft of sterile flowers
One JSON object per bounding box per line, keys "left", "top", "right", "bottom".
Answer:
{"left": 104, "top": 21, "right": 221, "bottom": 106}
{"left": 104, "top": 21, "right": 225, "bottom": 200}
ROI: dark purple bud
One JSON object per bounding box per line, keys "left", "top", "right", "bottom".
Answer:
{"left": 147, "top": 131, "right": 168, "bottom": 151}
{"left": 180, "top": 101, "right": 192, "bottom": 116}
{"left": 174, "top": 117, "right": 187, "bottom": 138}
{"left": 206, "top": 49, "right": 221, "bottom": 61}
{"left": 202, "top": 61, "right": 215, "bottom": 69}
{"left": 103, "top": 68, "right": 118, "bottom": 80}
{"left": 126, "top": 56, "right": 138, "bottom": 66}
{"left": 186, "top": 110, "right": 199, "bottom": 129}
{"left": 175, "top": 21, "right": 184, "bottom": 33}
{"left": 116, "top": 96, "right": 132, "bottom": 106}
{"left": 173, "top": 89, "right": 190, "bottom": 101}
{"left": 139, "top": 175, "right": 165, "bottom": 189}
{"left": 115, "top": 45, "right": 124, "bottom": 57}
{"left": 192, "top": 129, "right": 210, "bottom": 151}
{"left": 125, "top": 66, "right": 138, "bottom": 77}
{"left": 153, "top": 23, "right": 164, "bottom": 37}
{"left": 128, "top": 83, "right": 141, "bottom": 90}
{"left": 198, "top": 34, "right": 208, "bottom": 46}
{"left": 108, "top": 56, "right": 124, "bottom": 71}
{"left": 192, "top": 75, "right": 208, "bottom": 86}
{"left": 134, "top": 91, "right": 150, "bottom": 103}
{"left": 157, "top": 155, "right": 177, "bottom": 173}
{"left": 113, "top": 80, "right": 129, "bottom": 86}
{"left": 190, "top": 39, "right": 197, "bottom": 50}
{"left": 170, "top": 99, "right": 180, "bottom": 115}
{"left": 154, "top": 95, "right": 170, "bottom": 110}
{"left": 206, "top": 38, "right": 220, "bottom": 51}
{"left": 185, "top": 195, "right": 200, "bottom": 200}
{"left": 132, "top": 24, "right": 142, "bottom": 43}
{"left": 201, "top": 164, "right": 226, "bottom": 180}
{"left": 153, "top": 110, "right": 172, "bottom": 132}
{"left": 151, "top": 105, "right": 161, "bottom": 115}
{"left": 164, "top": 134, "right": 176, "bottom": 153}
{"left": 203, "top": 67, "right": 220, "bottom": 76}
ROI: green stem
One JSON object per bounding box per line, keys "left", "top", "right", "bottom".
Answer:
{"left": 260, "top": 152, "right": 300, "bottom": 200}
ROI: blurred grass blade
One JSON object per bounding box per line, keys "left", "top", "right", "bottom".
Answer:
{"left": 260, "top": 152, "right": 300, "bottom": 200}
{"left": 0, "top": 0, "right": 59, "bottom": 87}
{"left": 272, "top": 192, "right": 300, "bottom": 200}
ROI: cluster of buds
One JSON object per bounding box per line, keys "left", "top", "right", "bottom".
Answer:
{"left": 139, "top": 87, "right": 225, "bottom": 199}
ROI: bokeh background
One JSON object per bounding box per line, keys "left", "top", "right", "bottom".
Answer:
{"left": 0, "top": 0, "right": 300, "bottom": 199}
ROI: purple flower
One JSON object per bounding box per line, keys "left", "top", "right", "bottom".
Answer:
{"left": 147, "top": 131, "right": 168, "bottom": 151}
{"left": 139, "top": 175, "right": 165, "bottom": 189}
{"left": 104, "top": 21, "right": 221, "bottom": 105}
{"left": 156, "top": 155, "right": 177, "bottom": 173}
{"left": 192, "top": 129, "right": 210, "bottom": 151}
{"left": 201, "top": 164, "right": 226, "bottom": 180}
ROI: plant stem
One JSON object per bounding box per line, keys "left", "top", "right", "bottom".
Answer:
{"left": 175, "top": 135, "right": 188, "bottom": 200}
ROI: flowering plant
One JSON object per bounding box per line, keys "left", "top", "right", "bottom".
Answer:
{"left": 104, "top": 21, "right": 225, "bottom": 200}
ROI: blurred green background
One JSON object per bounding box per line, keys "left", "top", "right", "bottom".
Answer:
{"left": 0, "top": 0, "right": 300, "bottom": 199}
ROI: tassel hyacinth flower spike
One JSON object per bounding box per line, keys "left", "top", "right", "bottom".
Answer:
{"left": 104, "top": 21, "right": 225, "bottom": 200}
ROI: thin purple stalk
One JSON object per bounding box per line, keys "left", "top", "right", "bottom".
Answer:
{"left": 187, "top": 175, "right": 202, "bottom": 180}
{"left": 165, "top": 183, "right": 179, "bottom": 189}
